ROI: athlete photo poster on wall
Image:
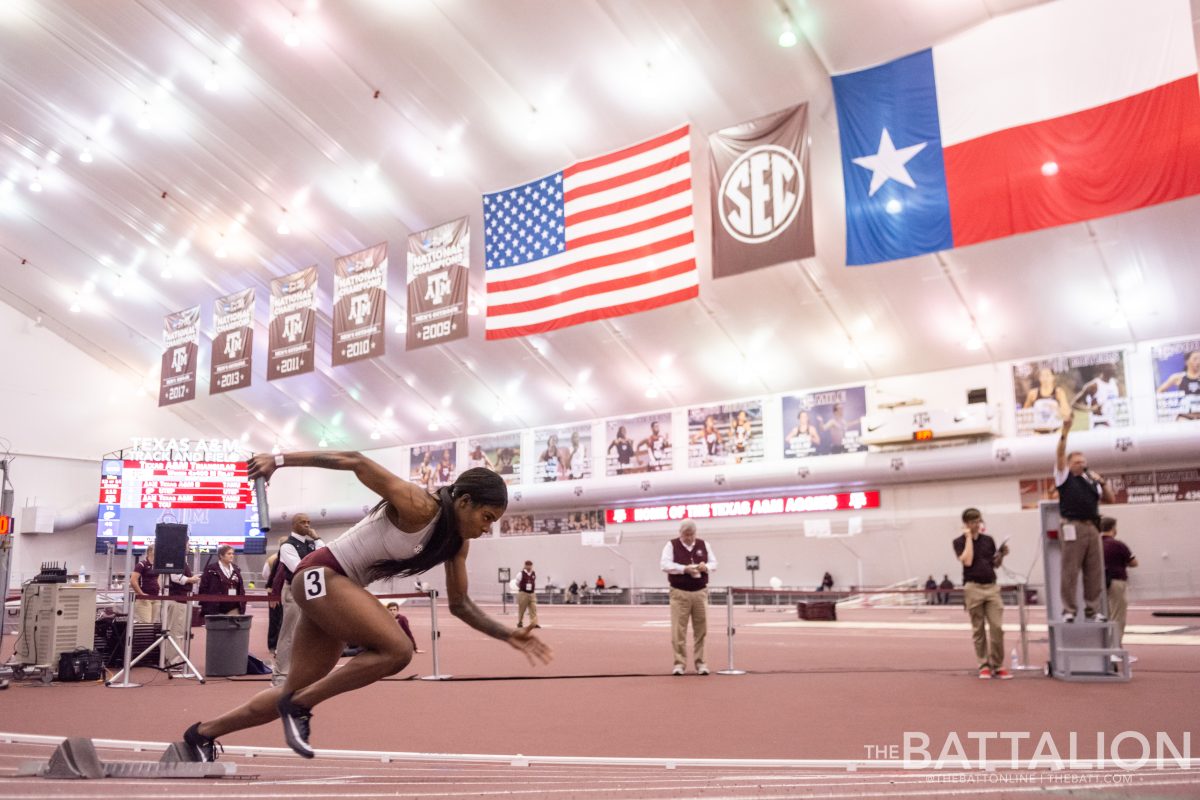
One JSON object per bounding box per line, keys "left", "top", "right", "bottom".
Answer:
{"left": 1011, "top": 349, "right": 1130, "bottom": 435}
{"left": 603, "top": 412, "right": 673, "bottom": 476}
{"left": 1151, "top": 337, "right": 1200, "bottom": 422}
{"left": 686, "top": 400, "right": 764, "bottom": 467}
{"left": 781, "top": 386, "right": 868, "bottom": 457}
{"left": 465, "top": 432, "right": 522, "bottom": 485}
{"left": 409, "top": 441, "right": 457, "bottom": 493}
{"left": 533, "top": 424, "right": 592, "bottom": 483}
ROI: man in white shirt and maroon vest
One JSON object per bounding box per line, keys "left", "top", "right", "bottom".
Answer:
{"left": 271, "top": 513, "right": 325, "bottom": 686}
{"left": 516, "top": 560, "right": 539, "bottom": 628}
{"left": 660, "top": 520, "right": 717, "bottom": 675}
{"left": 1054, "top": 414, "right": 1115, "bottom": 622}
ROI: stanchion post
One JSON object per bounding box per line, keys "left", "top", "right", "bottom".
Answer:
{"left": 419, "top": 588, "right": 451, "bottom": 681}
{"left": 107, "top": 525, "right": 141, "bottom": 688}
{"left": 717, "top": 587, "right": 746, "bottom": 675}
{"left": 1014, "top": 582, "right": 1039, "bottom": 671}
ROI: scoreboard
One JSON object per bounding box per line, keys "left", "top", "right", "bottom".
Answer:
{"left": 96, "top": 458, "right": 265, "bottom": 551}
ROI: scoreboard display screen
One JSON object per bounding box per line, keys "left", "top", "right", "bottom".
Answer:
{"left": 96, "top": 457, "right": 265, "bottom": 551}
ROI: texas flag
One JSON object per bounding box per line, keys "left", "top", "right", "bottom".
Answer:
{"left": 833, "top": 0, "right": 1200, "bottom": 266}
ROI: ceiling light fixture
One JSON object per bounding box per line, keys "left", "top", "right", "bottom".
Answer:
{"left": 79, "top": 140, "right": 94, "bottom": 163}
{"left": 370, "top": 429, "right": 382, "bottom": 440}
{"left": 1041, "top": 161, "right": 1059, "bottom": 176}
{"left": 276, "top": 210, "right": 290, "bottom": 235}
{"left": 778, "top": 23, "right": 798, "bottom": 48}
{"left": 644, "top": 385, "right": 659, "bottom": 399}
{"left": 885, "top": 198, "right": 902, "bottom": 214}
{"left": 348, "top": 180, "right": 362, "bottom": 208}
{"left": 137, "top": 101, "right": 152, "bottom": 130}
{"left": 427, "top": 421, "right": 439, "bottom": 432}
{"left": 215, "top": 235, "right": 227, "bottom": 259}
{"left": 204, "top": 62, "right": 220, "bottom": 92}
{"left": 563, "top": 395, "right": 577, "bottom": 411}
{"left": 69, "top": 296, "right": 81, "bottom": 313}
{"left": 284, "top": 16, "right": 301, "bottom": 47}
{"left": 965, "top": 334, "right": 984, "bottom": 351}
{"left": 29, "top": 170, "right": 42, "bottom": 193}
{"left": 271, "top": 442, "right": 282, "bottom": 455}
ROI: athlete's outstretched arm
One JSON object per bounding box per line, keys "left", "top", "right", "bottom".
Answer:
{"left": 444, "top": 542, "right": 552, "bottom": 665}
{"left": 247, "top": 451, "right": 436, "bottom": 529}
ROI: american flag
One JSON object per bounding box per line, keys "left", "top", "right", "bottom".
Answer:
{"left": 483, "top": 124, "right": 699, "bottom": 340}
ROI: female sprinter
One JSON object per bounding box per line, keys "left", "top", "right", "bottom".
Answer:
{"left": 180, "top": 452, "right": 552, "bottom": 760}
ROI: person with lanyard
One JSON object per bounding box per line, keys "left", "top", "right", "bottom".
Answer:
{"left": 953, "top": 508, "right": 1011, "bottom": 679}
{"left": 161, "top": 555, "right": 200, "bottom": 668}
{"left": 197, "top": 545, "right": 246, "bottom": 616}
{"left": 1100, "top": 516, "right": 1138, "bottom": 658}
{"left": 270, "top": 513, "right": 325, "bottom": 686}
{"left": 1054, "top": 414, "right": 1115, "bottom": 622}
{"left": 516, "top": 560, "right": 540, "bottom": 629}
{"left": 660, "top": 520, "right": 717, "bottom": 676}
{"left": 130, "top": 543, "right": 161, "bottom": 624}
{"left": 179, "top": 454, "right": 550, "bottom": 762}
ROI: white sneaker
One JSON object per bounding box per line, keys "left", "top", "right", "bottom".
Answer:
{"left": 1094, "top": 613, "right": 1108, "bottom": 622}
{"left": 671, "top": 665, "right": 684, "bottom": 676}
{"left": 696, "top": 663, "right": 710, "bottom": 675}
{"left": 1129, "top": 655, "right": 1138, "bottom": 663}
{"left": 1062, "top": 612, "right": 1075, "bottom": 623}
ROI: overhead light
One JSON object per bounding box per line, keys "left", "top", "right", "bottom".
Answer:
{"left": 491, "top": 405, "right": 505, "bottom": 422}
{"left": 215, "top": 235, "right": 227, "bottom": 258}
{"left": 965, "top": 334, "right": 984, "bottom": 351}
{"left": 1041, "top": 161, "right": 1059, "bottom": 176}
{"left": 843, "top": 353, "right": 859, "bottom": 369}
{"left": 137, "top": 102, "right": 152, "bottom": 130}
{"left": 429, "top": 156, "right": 445, "bottom": 178}
{"left": 467, "top": 301, "right": 479, "bottom": 316}
{"left": 79, "top": 143, "right": 93, "bottom": 164}
{"left": 204, "top": 62, "right": 220, "bottom": 92}
{"left": 284, "top": 16, "right": 301, "bottom": 47}
{"left": 885, "top": 198, "right": 902, "bottom": 214}
{"left": 69, "top": 297, "right": 81, "bottom": 313}
{"left": 82, "top": 280, "right": 95, "bottom": 293}
{"left": 370, "top": 429, "right": 382, "bottom": 440}
{"left": 317, "top": 435, "right": 328, "bottom": 448}
{"left": 393, "top": 322, "right": 405, "bottom": 334}
{"left": 348, "top": 180, "right": 361, "bottom": 208}
{"left": 644, "top": 385, "right": 659, "bottom": 399}
{"left": 1109, "top": 311, "right": 1127, "bottom": 329}
{"left": 29, "top": 171, "right": 42, "bottom": 193}
{"left": 563, "top": 395, "right": 577, "bottom": 411}
{"left": 160, "top": 266, "right": 172, "bottom": 280}
{"left": 271, "top": 442, "right": 282, "bottom": 455}
{"left": 426, "top": 421, "right": 439, "bottom": 432}
{"left": 276, "top": 210, "right": 290, "bottom": 235}
{"left": 112, "top": 276, "right": 126, "bottom": 298}
{"left": 778, "top": 23, "right": 798, "bottom": 48}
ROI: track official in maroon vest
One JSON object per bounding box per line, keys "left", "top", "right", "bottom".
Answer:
{"left": 517, "top": 561, "right": 540, "bottom": 628}
{"left": 271, "top": 513, "right": 325, "bottom": 685}
{"left": 660, "top": 520, "right": 717, "bottom": 675}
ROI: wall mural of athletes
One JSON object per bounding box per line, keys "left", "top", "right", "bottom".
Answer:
{"left": 533, "top": 423, "right": 592, "bottom": 483}
{"left": 465, "top": 432, "right": 522, "bottom": 485}
{"left": 781, "top": 387, "right": 868, "bottom": 457}
{"left": 686, "top": 400, "right": 763, "bottom": 467}
{"left": 604, "top": 412, "right": 673, "bottom": 476}
{"left": 409, "top": 441, "right": 457, "bottom": 493}
{"left": 1012, "top": 349, "right": 1130, "bottom": 435}
{"left": 498, "top": 509, "right": 605, "bottom": 537}
{"left": 1152, "top": 337, "right": 1200, "bottom": 422}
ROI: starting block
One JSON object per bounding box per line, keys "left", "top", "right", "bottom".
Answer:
{"left": 18, "top": 737, "right": 236, "bottom": 779}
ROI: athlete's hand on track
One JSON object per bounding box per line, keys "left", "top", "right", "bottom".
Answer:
{"left": 509, "top": 627, "right": 554, "bottom": 666}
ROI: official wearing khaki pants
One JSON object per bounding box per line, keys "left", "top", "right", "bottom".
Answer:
{"left": 669, "top": 587, "right": 708, "bottom": 670}
{"left": 517, "top": 591, "right": 539, "bottom": 628}
{"left": 963, "top": 581, "right": 1004, "bottom": 670}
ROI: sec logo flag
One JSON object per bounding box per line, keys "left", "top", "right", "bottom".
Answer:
{"left": 709, "top": 103, "right": 814, "bottom": 278}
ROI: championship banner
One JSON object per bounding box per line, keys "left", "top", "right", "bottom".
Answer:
{"left": 1012, "top": 349, "right": 1130, "bottom": 436}
{"left": 159, "top": 306, "right": 200, "bottom": 407}
{"left": 709, "top": 103, "right": 814, "bottom": 278}
{"left": 407, "top": 218, "right": 468, "bottom": 350}
{"left": 686, "top": 401, "right": 764, "bottom": 467}
{"left": 466, "top": 433, "right": 522, "bottom": 486}
{"left": 604, "top": 412, "right": 672, "bottom": 476}
{"left": 210, "top": 288, "right": 254, "bottom": 395}
{"left": 332, "top": 242, "right": 387, "bottom": 366}
{"left": 782, "top": 387, "right": 868, "bottom": 457}
{"left": 1151, "top": 338, "right": 1200, "bottom": 422}
{"left": 267, "top": 266, "right": 318, "bottom": 381}
{"left": 410, "top": 441, "right": 457, "bottom": 493}
{"left": 533, "top": 424, "right": 592, "bottom": 483}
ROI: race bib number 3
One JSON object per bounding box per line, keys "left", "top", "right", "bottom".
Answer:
{"left": 303, "top": 567, "right": 328, "bottom": 600}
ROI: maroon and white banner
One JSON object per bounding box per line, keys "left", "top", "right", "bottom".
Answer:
{"left": 159, "top": 306, "right": 200, "bottom": 406}
{"left": 210, "top": 288, "right": 254, "bottom": 395}
{"left": 709, "top": 103, "right": 814, "bottom": 278}
{"left": 606, "top": 490, "right": 881, "bottom": 525}
{"left": 332, "top": 242, "right": 387, "bottom": 366}
{"left": 407, "top": 217, "right": 469, "bottom": 350}
{"left": 268, "top": 266, "right": 318, "bottom": 381}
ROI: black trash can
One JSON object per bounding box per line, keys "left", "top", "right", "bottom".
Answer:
{"left": 204, "top": 615, "right": 252, "bottom": 676}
